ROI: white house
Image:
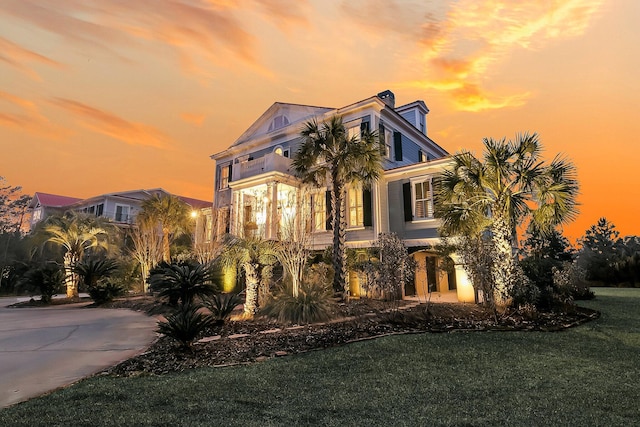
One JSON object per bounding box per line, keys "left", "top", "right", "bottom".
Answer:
{"left": 210, "top": 90, "right": 474, "bottom": 302}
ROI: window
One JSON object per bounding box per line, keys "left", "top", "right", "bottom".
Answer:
{"left": 347, "top": 126, "right": 360, "bottom": 142}
{"left": 310, "top": 193, "right": 326, "bottom": 232}
{"left": 413, "top": 178, "right": 434, "bottom": 219}
{"left": 418, "top": 150, "right": 426, "bottom": 163}
{"left": 348, "top": 186, "right": 364, "bottom": 227}
{"left": 219, "top": 164, "right": 231, "bottom": 189}
{"left": 268, "top": 115, "right": 290, "bottom": 132}
{"left": 96, "top": 203, "right": 104, "bottom": 217}
{"left": 274, "top": 147, "right": 283, "bottom": 156}
{"left": 115, "top": 205, "right": 131, "bottom": 223}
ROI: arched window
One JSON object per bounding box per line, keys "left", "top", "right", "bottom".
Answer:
{"left": 268, "top": 115, "right": 290, "bottom": 132}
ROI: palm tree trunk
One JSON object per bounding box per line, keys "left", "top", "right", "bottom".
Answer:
{"left": 64, "top": 253, "right": 79, "bottom": 299}
{"left": 243, "top": 262, "right": 260, "bottom": 317}
{"left": 491, "top": 215, "right": 517, "bottom": 306}
{"left": 331, "top": 179, "right": 347, "bottom": 299}
{"left": 162, "top": 227, "right": 171, "bottom": 263}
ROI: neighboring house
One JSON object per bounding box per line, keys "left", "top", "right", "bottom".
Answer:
{"left": 28, "top": 188, "right": 212, "bottom": 234}
{"left": 210, "top": 90, "right": 474, "bottom": 302}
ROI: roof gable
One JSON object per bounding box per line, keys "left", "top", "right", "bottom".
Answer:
{"left": 30, "top": 192, "right": 82, "bottom": 209}
{"left": 230, "top": 102, "right": 333, "bottom": 148}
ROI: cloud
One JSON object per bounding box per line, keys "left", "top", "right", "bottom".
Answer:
{"left": 0, "top": 91, "right": 68, "bottom": 139}
{"left": 180, "top": 112, "right": 207, "bottom": 126}
{"left": 0, "top": 37, "right": 63, "bottom": 80}
{"left": 49, "top": 98, "right": 170, "bottom": 148}
{"left": 0, "top": 0, "right": 309, "bottom": 81}
{"left": 343, "top": 0, "right": 605, "bottom": 111}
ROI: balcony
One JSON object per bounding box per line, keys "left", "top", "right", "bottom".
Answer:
{"left": 232, "top": 153, "right": 293, "bottom": 182}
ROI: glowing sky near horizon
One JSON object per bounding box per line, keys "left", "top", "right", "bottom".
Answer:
{"left": 0, "top": 0, "right": 638, "bottom": 241}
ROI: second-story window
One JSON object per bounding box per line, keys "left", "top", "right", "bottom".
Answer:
{"left": 219, "top": 164, "right": 231, "bottom": 189}
{"left": 115, "top": 205, "right": 131, "bottom": 223}
{"left": 413, "top": 178, "right": 434, "bottom": 219}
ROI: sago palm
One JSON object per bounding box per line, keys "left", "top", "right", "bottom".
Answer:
{"left": 436, "top": 132, "right": 579, "bottom": 305}
{"left": 291, "top": 115, "right": 382, "bottom": 298}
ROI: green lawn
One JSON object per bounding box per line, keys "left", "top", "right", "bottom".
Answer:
{"left": 2, "top": 288, "right": 639, "bottom": 426}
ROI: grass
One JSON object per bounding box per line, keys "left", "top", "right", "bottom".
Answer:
{"left": 1, "top": 288, "right": 639, "bottom": 426}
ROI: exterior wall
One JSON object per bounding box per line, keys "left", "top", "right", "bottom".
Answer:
{"left": 208, "top": 92, "right": 487, "bottom": 303}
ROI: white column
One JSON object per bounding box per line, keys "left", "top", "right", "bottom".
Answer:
{"left": 265, "top": 182, "right": 279, "bottom": 240}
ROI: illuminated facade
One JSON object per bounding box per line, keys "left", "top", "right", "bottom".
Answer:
{"left": 210, "top": 91, "right": 474, "bottom": 302}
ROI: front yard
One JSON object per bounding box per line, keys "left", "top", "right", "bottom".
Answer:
{"left": 1, "top": 288, "right": 638, "bottom": 426}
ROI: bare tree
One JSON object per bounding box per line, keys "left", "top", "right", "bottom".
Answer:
{"left": 192, "top": 208, "right": 225, "bottom": 265}
{"left": 129, "top": 216, "right": 163, "bottom": 292}
{"left": 275, "top": 187, "right": 313, "bottom": 298}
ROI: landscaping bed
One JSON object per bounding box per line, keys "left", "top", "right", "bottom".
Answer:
{"left": 104, "top": 297, "right": 599, "bottom": 377}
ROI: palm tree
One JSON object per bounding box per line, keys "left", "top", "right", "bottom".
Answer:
{"left": 435, "top": 133, "right": 579, "bottom": 305}
{"left": 221, "top": 236, "right": 277, "bottom": 317}
{"left": 291, "top": 115, "right": 382, "bottom": 298}
{"left": 43, "top": 211, "right": 112, "bottom": 298}
{"left": 138, "top": 194, "right": 191, "bottom": 263}
{"left": 147, "top": 261, "right": 216, "bottom": 306}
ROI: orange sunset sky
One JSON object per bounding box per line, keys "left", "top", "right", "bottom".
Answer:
{"left": 0, "top": 0, "right": 638, "bottom": 242}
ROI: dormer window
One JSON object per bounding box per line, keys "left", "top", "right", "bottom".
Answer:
{"left": 268, "top": 115, "right": 290, "bottom": 132}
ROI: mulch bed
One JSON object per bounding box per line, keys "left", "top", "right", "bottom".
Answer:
{"left": 102, "top": 297, "right": 599, "bottom": 377}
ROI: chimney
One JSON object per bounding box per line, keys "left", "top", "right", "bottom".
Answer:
{"left": 377, "top": 90, "right": 395, "bottom": 109}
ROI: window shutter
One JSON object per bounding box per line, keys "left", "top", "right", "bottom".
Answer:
{"left": 403, "top": 183, "right": 413, "bottom": 222}
{"left": 228, "top": 164, "right": 233, "bottom": 183}
{"left": 394, "top": 132, "right": 403, "bottom": 161}
{"left": 363, "top": 188, "right": 372, "bottom": 227}
{"left": 378, "top": 123, "right": 387, "bottom": 156}
{"left": 325, "top": 190, "right": 333, "bottom": 230}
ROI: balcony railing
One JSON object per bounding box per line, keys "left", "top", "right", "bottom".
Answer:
{"left": 232, "top": 153, "right": 293, "bottom": 182}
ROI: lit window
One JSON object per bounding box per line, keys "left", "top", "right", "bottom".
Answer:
{"left": 347, "top": 126, "right": 360, "bottom": 142}
{"left": 311, "top": 193, "right": 326, "bottom": 231}
{"left": 348, "top": 186, "right": 364, "bottom": 227}
{"left": 413, "top": 179, "right": 434, "bottom": 219}
{"left": 274, "top": 147, "right": 283, "bottom": 156}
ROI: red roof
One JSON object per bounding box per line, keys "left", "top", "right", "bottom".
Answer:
{"left": 31, "top": 192, "right": 82, "bottom": 208}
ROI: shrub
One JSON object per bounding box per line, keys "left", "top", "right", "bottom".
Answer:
{"left": 553, "top": 262, "right": 594, "bottom": 301}
{"left": 261, "top": 273, "right": 335, "bottom": 325}
{"left": 74, "top": 258, "right": 119, "bottom": 291}
{"left": 202, "top": 292, "right": 243, "bottom": 324}
{"left": 17, "top": 262, "right": 64, "bottom": 303}
{"left": 87, "top": 278, "right": 125, "bottom": 305}
{"left": 148, "top": 261, "right": 217, "bottom": 306}
{"left": 509, "top": 267, "right": 541, "bottom": 309}
{"left": 156, "top": 303, "right": 214, "bottom": 349}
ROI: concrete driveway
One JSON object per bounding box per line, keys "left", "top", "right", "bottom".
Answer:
{"left": 0, "top": 299, "right": 157, "bottom": 408}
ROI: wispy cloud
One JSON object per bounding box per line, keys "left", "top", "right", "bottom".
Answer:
{"left": 0, "top": 0, "right": 309, "bottom": 81}
{"left": 49, "top": 98, "right": 170, "bottom": 148}
{"left": 343, "top": 0, "right": 605, "bottom": 111}
{"left": 0, "top": 91, "right": 68, "bottom": 139}
{"left": 0, "top": 37, "right": 63, "bottom": 80}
